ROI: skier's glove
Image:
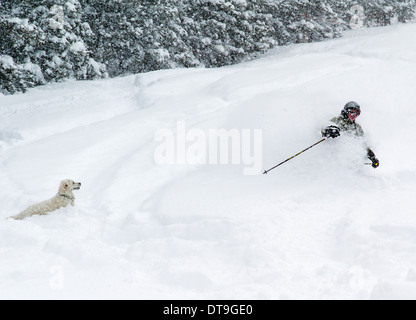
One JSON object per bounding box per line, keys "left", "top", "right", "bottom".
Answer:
{"left": 367, "top": 149, "right": 379, "bottom": 169}
{"left": 370, "top": 157, "right": 379, "bottom": 168}
{"left": 322, "top": 125, "right": 340, "bottom": 139}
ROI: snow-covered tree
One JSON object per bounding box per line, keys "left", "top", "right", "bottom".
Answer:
{"left": 0, "top": 0, "right": 105, "bottom": 94}
{"left": 0, "top": 11, "right": 46, "bottom": 94}
{"left": 275, "top": 0, "right": 345, "bottom": 44}
{"left": 394, "top": 0, "right": 416, "bottom": 22}
{"left": 2, "top": 0, "right": 415, "bottom": 94}
{"left": 181, "top": 0, "right": 276, "bottom": 67}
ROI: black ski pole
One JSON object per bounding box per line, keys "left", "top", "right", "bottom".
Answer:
{"left": 263, "top": 137, "right": 328, "bottom": 175}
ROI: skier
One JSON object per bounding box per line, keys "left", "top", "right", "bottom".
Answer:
{"left": 321, "top": 101, "right": 380, "bottom": 168}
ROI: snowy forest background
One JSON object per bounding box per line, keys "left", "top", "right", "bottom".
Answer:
{"left": 1, "top": 0, "right": 415, "bottom": 95}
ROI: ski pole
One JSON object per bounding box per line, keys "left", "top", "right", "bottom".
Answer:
{"left": 263, "top": 137, "right": 328, "bottom": 175}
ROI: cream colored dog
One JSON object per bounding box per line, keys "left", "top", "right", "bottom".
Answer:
{"left": 10, "top": 179, "right": 81, "bottom": 220}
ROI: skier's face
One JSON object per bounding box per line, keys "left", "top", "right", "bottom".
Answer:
{"left": 348, "top": 109, "right": 360, "bottom": 122}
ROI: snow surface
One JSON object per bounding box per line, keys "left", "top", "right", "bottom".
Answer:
{"left": 1, "top": 23, "right": 416, "bottom": 300}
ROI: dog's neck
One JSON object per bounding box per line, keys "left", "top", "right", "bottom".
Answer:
{"left": 58, "top": 193, "right": 75, "bottom": 200}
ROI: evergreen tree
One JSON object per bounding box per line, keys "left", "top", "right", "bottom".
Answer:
{"left": 2, "top": 0, "right": 416, "bottom": 94}
{"left": 183, "top": 0, "right": 278, "bottom": 67}
{"left": 395, "top": 0, "right": 416, "bottom": 22}
{"left": 0, "top": 0, "right": 105, "bottom": 94}
{"left": 137, "top": 0, "right": 199, "bottom": 71}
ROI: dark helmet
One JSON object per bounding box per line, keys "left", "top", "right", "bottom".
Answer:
{"left": 341, "top": 101, "right": 361, "bottom": 119}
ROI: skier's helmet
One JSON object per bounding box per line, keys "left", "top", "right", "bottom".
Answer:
{"left": 341, "top": 101, "right": 361, "bottom": 120}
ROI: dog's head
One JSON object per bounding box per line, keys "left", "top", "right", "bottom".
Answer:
{"left": 58, "top": 179, "right": 81, "bottom": 196}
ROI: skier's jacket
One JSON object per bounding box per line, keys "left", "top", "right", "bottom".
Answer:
{"left": 324, "top": 115, "right": 365, "bottom": 137}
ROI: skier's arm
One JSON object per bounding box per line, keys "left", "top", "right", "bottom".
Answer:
{"left": 356, "top": 122, "right": 379, "bottom": 168}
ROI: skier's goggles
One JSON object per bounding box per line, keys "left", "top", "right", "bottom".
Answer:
{"left": 348, "top": 108, "right": 361, "bottom": 116}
